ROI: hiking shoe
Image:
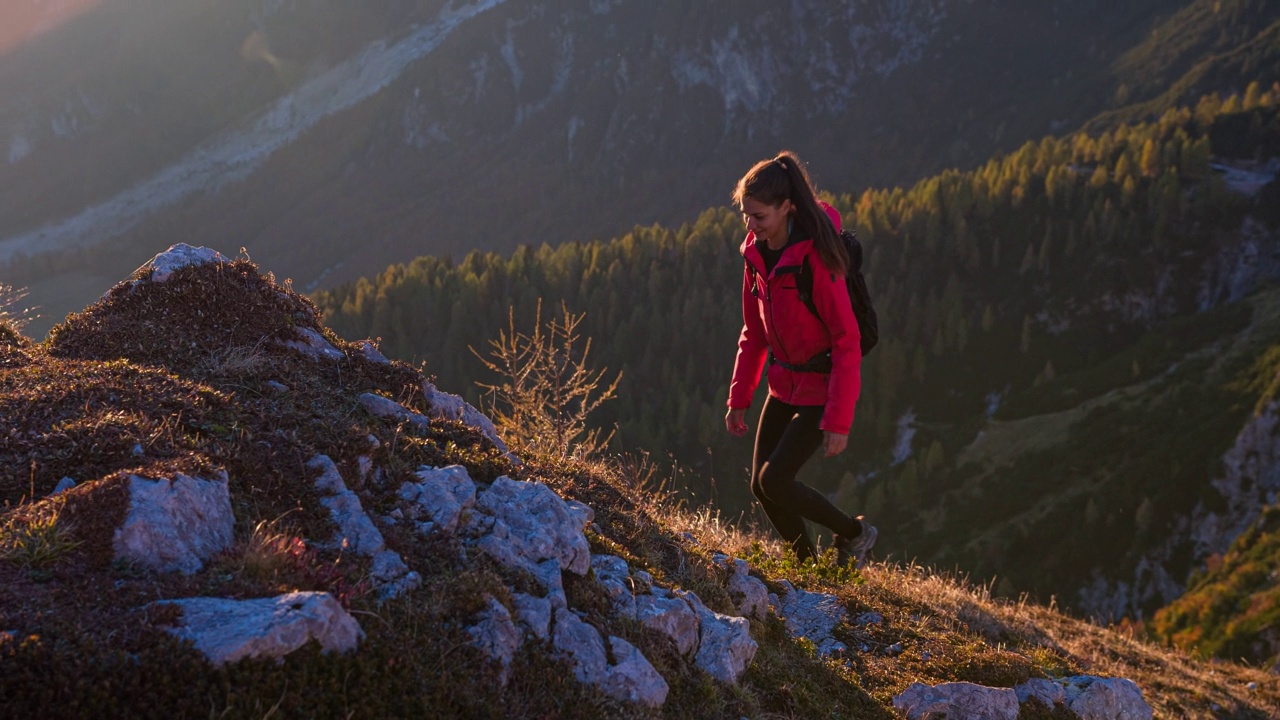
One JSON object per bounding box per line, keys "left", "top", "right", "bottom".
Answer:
{"left": 835, "top": 517, "right": 878, "bottom": 569}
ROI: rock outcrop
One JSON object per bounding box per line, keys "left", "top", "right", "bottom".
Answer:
{"left": 895, "top": 676, "right": 1154, "bottom": 720}
{"left": 112, "top": 471, "right": 234, "bottom": 574}
{"left": 155, "top": 592, "right": 364, "bottom": 666}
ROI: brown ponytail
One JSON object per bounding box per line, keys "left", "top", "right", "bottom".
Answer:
{"left": 733, "top": 150, "right": 847, "bottom": 274}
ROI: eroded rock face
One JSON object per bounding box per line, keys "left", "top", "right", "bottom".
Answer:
{"left": 112, "top": 471, "right": 234, "bottom": 574}
{"left": 772, "top": 580, "right": 847, "bottom": 658}
{"left": 893, "top": 681, "right": 1020, "bottom": 720}
{"left": 308, "top": 454, "right": 420, "bottom": 600}
{"left": 683, "top": 591, "right": 758, "bottom": 685}
{"left": 422, "top": 381, "right": 512, "bottom": 458}
{"left": 156, "top": 592, "right": 363, "bottom": 666}
{"left": 1062, "top": 676, "right": 1153, "bottom": 720}
{"left": 894, "top": 677, "right": 1154, "bottom": 720}
{"left": 467, "top": 595, "right": 521, "bottom": 687}
{"left": 140, "top": 243, "right": 228, "bottom": 284}
{"left": 473, "top": 476, "right": 593, "bottom": 576}
{"left": 549, "top": 608, "right": 669, "bottom": 709}
{"left": 714, "top": 553, "right": 769, "bottom": 620}
{"left": 398, "top": 465, "right": 477, "bottom": 535}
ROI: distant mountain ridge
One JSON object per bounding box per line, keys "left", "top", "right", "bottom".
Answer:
{"left": 10, "top": 0, "right": 1277, "bottom": 335}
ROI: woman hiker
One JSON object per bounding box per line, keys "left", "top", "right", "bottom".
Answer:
{"left": 724, "top": 150, "right": 877, "bottom": 568}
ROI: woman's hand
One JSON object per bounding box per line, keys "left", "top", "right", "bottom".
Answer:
{"left": 823, "top": 431, "right": 848, "bottom": 457}
{"left": 725, "top": 408, "right": 749, "bottom": 436}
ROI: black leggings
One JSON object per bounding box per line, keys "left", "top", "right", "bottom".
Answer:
{"left": 751, "top": 396, "right": 858, "bottom": 562}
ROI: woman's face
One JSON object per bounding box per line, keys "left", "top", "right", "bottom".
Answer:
{"left": 741, "top": 196, "right": 793, "bottom": 247}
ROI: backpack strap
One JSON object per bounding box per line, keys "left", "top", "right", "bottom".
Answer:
{"left": 796, "top": 257, "right": 820, "bottom": 320}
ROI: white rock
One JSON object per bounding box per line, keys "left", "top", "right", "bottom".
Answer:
{"left": 358, "top": 393, "right": 430, "bottom": 430}
{"left": 112, "top": 471, "right": 234, "bottom": 574}
{"left": 511, "top": 592, "right": 552, "bottom": 641}
{"left": 157, "top": 591, "right": 363, "bottom": 666}
{"left": 423, "top": 381, "right": 515, "bottom": 460}
{"left": 473, "top": 476, "right": 592, "bottom": 576}
{"left": 720, "top": 556, "right": 769, "bottom": 620}
{"left": 282, "top": 327, "right": 345, "bottom": 362}
{"left": 601, "top": 635, "right": 669, "bottom": 709}
{"left": 551, "top": 609, "right": 667, "bottom": 708}
{"left": 592, "top": 554, "right": 636, "bottom": 618}
{"left": 533, "top": 558, "right": 568, "bottom": 610}
{"left": 308, "top": 455, "right": 417, "bottom": 599}
{"left": 777, "top": 584, "right": 847, "bottom": 657}
{"left": 309, "top": 454, "right": 385, "bottom": 555}
{"left": 359, "top": 341, "right": 390, "bottom": 365}
{"left": 50, "top": 477, "right": 76, "bottom": 496}
{"left": 1016, "top": 678, "right": 1067, "bottom": 708}
{"left": 636, "top": 593, "right": 700, "bottom": 657}
{"left": 399, "top": 465, "right": 476, "bottom": 536}
{"left": 682, "top": 591, "right": 757, "bottom": 684}
{"left": 553, "top": 608, "right": 609, "bottom": 686}
{"left": 1063, "top": 676, "right": 1153, "bottom": 720}
{"left": 140, "top": 243, "right": 228, "bottom": 284}
{"left": 467, "top": 596, "right": 521, "bottom": 687}
{"left": 893, "top": 682, "right": 1020, "bottom": 720}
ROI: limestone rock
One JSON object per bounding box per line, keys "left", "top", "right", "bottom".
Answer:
{"left": 683, "top": 592, "right": 757, "bottom": 684}
{"left": 1063, "top": 676, "right": 1153, "bottom": 720}
{"left": 358, "top": 341, "right": 390, "bottom": 365}
{"left": 423, "top": 381, "right": 514, "bottom": 459}
{"left": 511, "top": 592, "right": 552, "bottom": 641}
{"left": 1016, "top": 678, "right": 1067, "bottom": 708}
{"left": 308, "top": 455, "right": 417, "bottom": 600}
{"left": 592, "top": 554, "right": 636, "bottom": 618}
{"left": 157, "top": 592, "right": 363, "bottom": 666}
{"left": 636, "top": 593, "right": 700, "bottom": 657}
{"left": 112, "top": 471, "right": 234, "bottom": 574}
{"left": 467, "top": 596, "right": 521, "bottom": 687}
{"left": 282, "top": 327, "right": 344, "bottom": 362}
{"left": 399, "top": 465, "right": 477, "bottom": 535}
{"left": 473, "top": 476, "right": 592, "bottom": 576}
{"left": 139, "top": 243, "right": 227, "bottom": 284}
{"left": 601, "top": 635, "right": 669, "bottom": 709}
{"left": 893, "top": 681, "right": 1020, "bottom": 720}
{"left": 776, "top": 582, "right": 848, "bottom": 657}
{"left": 551, "top": 608, "right": 668, "bottom": 708}
{"left": 714, "top": 554, "right": 770, "bottom": 620}
{"left": 308, "top": 455, "right": 386, "bottom": 556}
{"left": 50, "top": 477, "right": 76, "bottom": 496}
{"left": 553, "top": 608, "right": 609, "bottom": 686}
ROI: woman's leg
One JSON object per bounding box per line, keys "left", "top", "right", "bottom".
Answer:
{"left": 751, "top": 397, "right": 859, "bottom": 561}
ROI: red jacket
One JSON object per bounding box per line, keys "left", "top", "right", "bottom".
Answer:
{"left": 728, "top": 206, "right": 862, "bottom": 435}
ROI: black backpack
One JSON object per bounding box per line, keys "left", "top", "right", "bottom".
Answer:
{"left": 797, "top": 229, "right": 879, "bottom": 356}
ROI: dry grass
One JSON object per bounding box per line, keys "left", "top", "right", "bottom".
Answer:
{"left": 0, "top": 495, "right": 81, "bottom": 569}
{"left": 2, "top": 257, "right": 1277, "bottom": 718}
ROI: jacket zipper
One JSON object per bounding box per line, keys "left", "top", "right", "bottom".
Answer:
{"left": 762, "top": 269, "right": 798, "bottom": 403}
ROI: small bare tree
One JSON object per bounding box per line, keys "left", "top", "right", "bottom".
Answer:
{"left": 472, "top": 300, "right": 621, "bottom": 460}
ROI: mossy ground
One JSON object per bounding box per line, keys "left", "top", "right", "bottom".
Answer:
{"left": 1, "top": 260, "right": 1277, "bottom": 718}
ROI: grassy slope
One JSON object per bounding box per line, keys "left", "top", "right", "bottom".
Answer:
{"left": 0, "top": 260, "right": 1277, "bottom": 718}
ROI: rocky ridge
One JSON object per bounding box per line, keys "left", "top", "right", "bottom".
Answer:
{"left": 1, "top": 244, "right": 1269, "bottom": 717}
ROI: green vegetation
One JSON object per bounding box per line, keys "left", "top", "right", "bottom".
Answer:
{"left": 316, "top": 93, "right": 1280, "bottom": 623}
{"left": 1152, "top": 505, "right": 1280, "bottom": 666}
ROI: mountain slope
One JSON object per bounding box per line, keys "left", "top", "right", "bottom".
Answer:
{"left": 13, "top": 0, "right": 1277, "bottom": 336}
{"left": 2, "top": 251, "right": 1278, "bottom": 718}
{"left": 314, "top": 95, "right": 1280, "bottom": 647}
